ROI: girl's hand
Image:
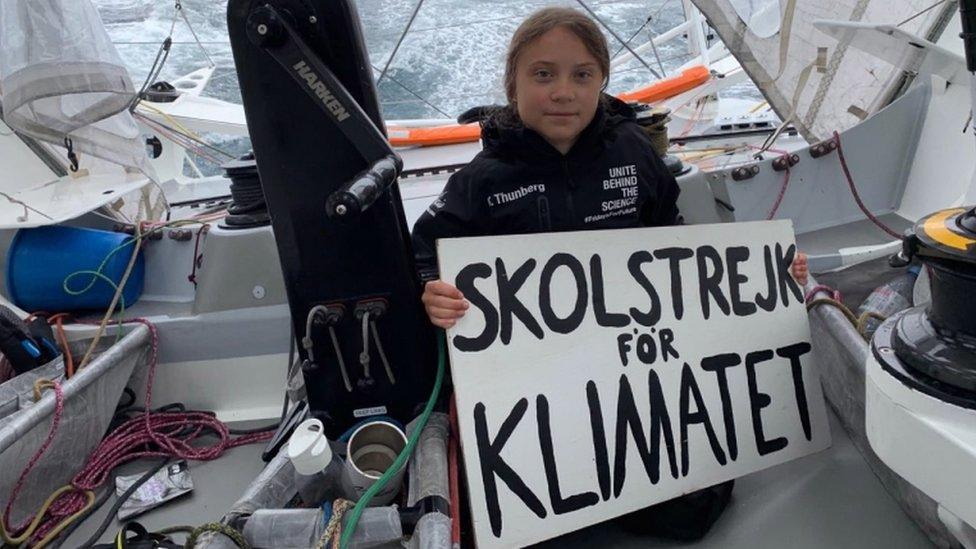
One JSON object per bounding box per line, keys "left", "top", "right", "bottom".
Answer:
{"left": 790, "top": 251, "right": 809, "bottom": 286}
{"left": 422, "top": 280, "right": 469, "bottom": 329}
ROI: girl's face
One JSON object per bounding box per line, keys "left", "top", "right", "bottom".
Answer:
{"left": 514, "top": 26, "right": 604, "bottom": 155}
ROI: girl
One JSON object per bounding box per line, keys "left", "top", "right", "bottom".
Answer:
{"left": 413, "top": 8, "right": 807, "bottom": 327}
{"left": 411, "top": 6, "right": 808, "bottom": 541}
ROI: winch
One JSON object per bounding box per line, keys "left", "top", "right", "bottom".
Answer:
{"left": 873, "top": 206, "right": 976, "bottom": 403}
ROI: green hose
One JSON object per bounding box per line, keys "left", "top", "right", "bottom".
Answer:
{"left": 338, "top": 330, "right": 447, "bottom": 549}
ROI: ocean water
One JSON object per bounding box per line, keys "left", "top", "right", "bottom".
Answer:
{"left": 91, "top": 0, "right": 754, "bottom": 171}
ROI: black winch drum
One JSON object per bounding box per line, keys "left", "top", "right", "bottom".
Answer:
{"left": 873, "top": 206, "right": 976, "bottom": 403}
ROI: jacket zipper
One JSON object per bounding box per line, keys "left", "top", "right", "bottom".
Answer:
{"left": 562, "top": 159, "right": 577, "bottom": 225}
{"left": 537, "top": 196, "right": 552, "bottom": 231}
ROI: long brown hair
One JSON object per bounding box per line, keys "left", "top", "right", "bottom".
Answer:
{"left": 503, "top": 7, "right": 611, "bottom": 103}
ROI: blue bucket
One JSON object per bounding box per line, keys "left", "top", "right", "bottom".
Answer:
{"left": 6, "top": 226, "right": 146, "bottom": 312}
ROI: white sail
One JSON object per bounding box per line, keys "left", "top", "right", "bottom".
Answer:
{"left": 691, "top": 0, "right": 959, "bottom": 141}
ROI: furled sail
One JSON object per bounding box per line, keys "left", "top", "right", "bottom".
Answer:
{"left": 691, "top": 0, "right": 959, "bottom": 141}
{"left": 0, "top": 0, "right": 153, "bottom": 176}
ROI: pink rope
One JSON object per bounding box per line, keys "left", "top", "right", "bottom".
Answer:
{"left": 832, "top": 131, "right": 902, "bottom": 239}
{"left": 744, "top": 145, "right": 792, "bottom": 220}
{"left": 1, "top": 380, "right": 64, "bottom": 537}
{"left": 805, "top": 284, "right": 842, "bottom": 304}
{"left": 766, "top": 156, "right": 791, "bottom": 220}
{"left": 4, "top": 319, "right": 274, "bottom": 543}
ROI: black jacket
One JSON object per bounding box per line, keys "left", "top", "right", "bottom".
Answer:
{"left": 411, "top": 96, "right": 681, "bottom": 281}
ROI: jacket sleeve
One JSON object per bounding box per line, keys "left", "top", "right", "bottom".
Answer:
{"left": 411, "top": 169, "right": 486, "bottom": 282}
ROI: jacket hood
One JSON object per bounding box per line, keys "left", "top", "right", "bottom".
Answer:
{"left": 480, "top": 95, "right": 638, "bottom": 163}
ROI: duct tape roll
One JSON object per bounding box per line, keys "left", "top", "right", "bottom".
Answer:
{"left": 287, "top": 418, "right": 333, "bottom": 475}
{"left": 341, "top": 421, "right": 408, "bottom": 506}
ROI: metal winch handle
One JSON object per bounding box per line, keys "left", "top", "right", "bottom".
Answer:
{"left": 326, "top": 155, "right": 402, "bottom": 218}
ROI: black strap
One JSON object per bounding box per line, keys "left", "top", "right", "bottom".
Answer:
{"left": 91, "top": 522, "right": 182, "bottom": 549}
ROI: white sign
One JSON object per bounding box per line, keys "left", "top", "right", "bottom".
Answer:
{"left": 437, "top": 220, "right": 832, "bottom": 548}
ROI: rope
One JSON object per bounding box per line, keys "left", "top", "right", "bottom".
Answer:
{"left": 832, "top": 131, "right": 903, "bottom": 239}
{"left": 856, "top": 311, "right": 887, "bottom": 336}
{"left": 576, "top": 0, "right": 661, "bottom": 79}
{"left": 0, "top": 380, "right": 98, "bottom": 548}
{"left": 78, "top": 459, "right": 170, "bottom": 548}
{"left": 618, "top": 0, "right": 675, "bottom": 76}
{"left": 314, "top": 499, "right": 354, "bottom": 549}
{"left": 3, "top": 318, "right": 274, "bottom": 546}
{"left": 807, "top": 297, "right": 859, "bottom": 326}
{"left": 0, "top": 190, "right": 52, "bottom": 222}
{"left": 645, "top": 123, "right": 670, "bottom": 157}
{"left": 377, "top": 0, "right": 426, "bottom": 86}
{"left": 897, "top": 0, "right": 950, "bottom": 27}
{"left": 185, "top": 522, "right": 249, "bottom": 549}
{"left": 805, "top": 285, "right": 887, "bottom": 339}
{"left": 767, "top": 153, "right": 792, "bottom": 220}
{"left": 677, "top": 98, "right": 707, "bottom": 138}
{"left": 370, "top": 64, "right": 451, "bottom": 118}
{"left": 805, "top": 285, "right": 841, "bottom": 303}
{"left": 77, "top": 321, "right": 273, "bottom": 481}
{"left": 1, "top": 379, "right": 64, "bottom": 542}
{"left": 137, "top": 101, "right": 203, "bottom": 143}
{"left": 187, "top": 224, "right": 210, "bottom": 287}
{"left": 329, "top": 325, "right": 353, "bottom": 392}
{"left": 754, "top": 59, "right": 816, "bottom": 157}
{"left": 129, "top": 38, "right": 172, "bottom": 111}
{"left": 369, "top": 320, "right": 396, "bottom": 384}
{"left": 176, "top": 0, "right": 216, "bottom": 68}
{"left": 39, "top": 313, "right": 75, "bottom": 378}
{"left": 128, "top": 0, "right": 181, "bottom": 111}
{"left": 2, "top": 218, "right": 272, "bottom": 545}
{"left": 133, "top": 108, "right": 235, "bottom": 161}
{"left": 72, "top": 222, "right": 145, "bottom": 371}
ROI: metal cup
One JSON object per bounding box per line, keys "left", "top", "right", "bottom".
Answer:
{"left": 341, "top": 421, "right": 408, "bottom": 505}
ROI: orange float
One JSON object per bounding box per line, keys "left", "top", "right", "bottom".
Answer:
{"left": 388, "top": 65, "right": 711, "bottom": 147}
{"left": 387, "top": 123, "right": 481, "bottom": 148}
{"left": 615, "top": 65, "right": 711, "bottom": 104}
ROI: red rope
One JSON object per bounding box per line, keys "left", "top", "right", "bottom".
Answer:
{"left": 745, "top": 145, "right": 792, "bottom": 220}
{"left": 805, "top": 284, "right": 842, "bottom": 304}
{"left": 832, "top": 131, "right": 902, "bottom": 239}
{"left": 1, "top": 380, "right": 64, "bottom": 537}
{"left": 46, "top": 313, "right": 74, "bottom": 378}
{"left": 4, "top": 319, "right": 275, "bottom": 543}
{"left": 767, "top": 154, "right": 791, "bottom": 220}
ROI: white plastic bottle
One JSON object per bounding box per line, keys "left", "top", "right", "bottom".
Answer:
{"left": 288, "top": 419, "right": 342, "bottom": 505}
